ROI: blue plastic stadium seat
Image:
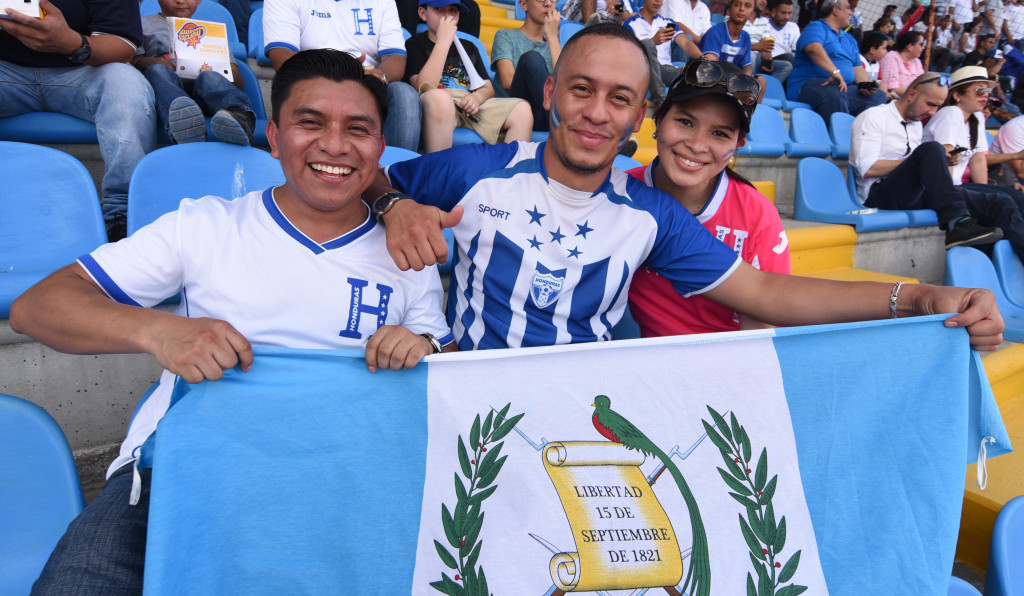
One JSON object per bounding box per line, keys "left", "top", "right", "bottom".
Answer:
{"left": 948, "top": 577, "right": 982, "bottom": 596}
{"left": 787, "top": 107, "right": 834, "bottom": 158}
{"left": 829, "top": 111, "right": 854, "bottom": 159}
{"left": 945, "top": 246, "right": 1024, "bottom": 342}
{"left": 759, "top": 74, "right": 786, "bottom": 111}
{"left": 380, "top": 146, "right": 420, "bottom": 166}
{"left": 993, "top": 239, "right": 1024, "bottom": 309}
{"left": 559, "top": 21, "right": 585, "bottom": 47}
{"left": 0, "top": 143, "right": 108, "bottom": 317}
{"left": 247, "top": 8, "right": 269, "bottom": 64}
{"left": 711, "top": 13, "right": 725, "bottom": 23}
{"left": 0, "top": 394, "right": 85, "bottom": 596}
{"left": 844, "top": 163, "right": 938, "bottom": 227}
{"left": 985, "top": 495, "right": 1024, "bottom": 596}
{"left": 0, "top": 112, "right": 98, "bottom": 143}
{"left": 735, "top": 104, "right": 789, "bottom": 157}
{"left": 127, "top": 143, "right": 284, "bottom": 234}
{"left": 794, "top": 157, "right": 912, "bottom": 232}
{"left": 140, "top": 0, "right": 247, "bottom": 61}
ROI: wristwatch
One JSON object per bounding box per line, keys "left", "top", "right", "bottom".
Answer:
{"left": 370, "top": 192, "right": 412, "bottom": 220}
{"left": 66, "top": 33, "right": 92, "bottom": 64}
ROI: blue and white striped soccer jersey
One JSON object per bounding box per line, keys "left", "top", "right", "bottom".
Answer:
{"left": 385, "top": 142, "right": 742, "bottom": 350}
{"left": 79, "top": 189, "right": 453, "bottom": 476}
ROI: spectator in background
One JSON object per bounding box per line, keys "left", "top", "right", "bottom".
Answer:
{"left": 699, "top": 0, "right": 754, "bottom": 72}
{"left": 925, "top": 65, "right": 1024, "bottom": 210}
{"left": 879, "top": 31, "right": 924, "bottom": 98}
{"left": 960, "top": 19, "right": 983, "bottom": 62}
{"left": 850, "top": 72, "right": 1024, "bottom": 257}
{"left": 625, "top": 0, "right": 700, "bottom": 106}
{"left": 859, "top": 31, "right": 891, "bottom": 98}
{"left": 846, "top": 0, "right": 862, "bottom": 40}
{"left": 396, "top": 0, "right": 481, "bottom": 38}
{"left": 787, "top": 0, "right": 885, "bottom": 122}
{"left": 796, "top": 0, "right": 816, "bottom": 29}
{"left": 625, "top": 60, "right": 790, "bottom": 337}
{"left": 492, "top": 0, "right": 561, "bottom": 131}
{"left": 930, "top": 14, "right": 956, "bottom": 71}
{"left": 1004, "top": 0, "right": 1024, "bottom": 48}
{"left": 0, "top": 0, "right": 155, "bottom": 242}
{"left": 406, "top": 0, "right": 532, "bottom": 152}
{"left": 263, "top": 0, "right": 422, "bottom": 152}
{"left": 964, "top": 33, "right": 996, "bottom": 67}
{"left": 746, "top": 0, "right": 799, "bottom": 82}
{"left": 948, "top": 0, "right": 977, "bottom": 34}
{"left": 979, "top": 0, "right": 1013, "bottom": 41}
{"left": 134, "top": 0, "right": 256, "bottom": 146}
{"left": 661, "top": 0, "right": 711, "bottom": 60}
{"left": 561, "top": 0, "right": 636, "bottom": 25}
{"left": 872, "top": 17, "right": 895, "bottom": 49}
{"left": 990, "top": 114, "right": 1024, "bottom": 186}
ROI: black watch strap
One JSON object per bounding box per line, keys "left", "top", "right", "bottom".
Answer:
{"left": 66, "top": 33, "right": 92, "bottom": 63}
{"left": 371, "top": 192, "right": 412, "bottom": 220}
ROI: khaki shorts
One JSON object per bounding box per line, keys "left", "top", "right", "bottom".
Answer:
{"left": 445, "top": 88, "right": 524, "bottom": 145}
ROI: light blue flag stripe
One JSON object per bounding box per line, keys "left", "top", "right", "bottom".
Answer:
{"left": 142, "top": 317, "right": 1011, "bottom": 595}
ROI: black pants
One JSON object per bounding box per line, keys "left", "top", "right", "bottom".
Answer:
{"left": 866, "top": 142, "right": 1024, "bottom": 261}
{"left": 508, "top": 51, "right": 551, "bottom": 132}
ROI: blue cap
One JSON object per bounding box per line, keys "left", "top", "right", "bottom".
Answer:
{"left": 419, "top": 0, "right": 468, "bottom": 10}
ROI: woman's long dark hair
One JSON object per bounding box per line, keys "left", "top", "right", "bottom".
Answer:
{"left": 945, "top": 86, "right": 981, "bottom": 150}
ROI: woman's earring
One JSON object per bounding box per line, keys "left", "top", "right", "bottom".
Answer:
{"left": 652, "top": 132, "right": 658, "bottom": 139}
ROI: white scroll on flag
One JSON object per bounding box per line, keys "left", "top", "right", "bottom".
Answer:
{"left": 142, "top": 315, "right": 1011, "bottom": 595}
{"left": 452, "top": 36, "right": 487, "bottom": 91}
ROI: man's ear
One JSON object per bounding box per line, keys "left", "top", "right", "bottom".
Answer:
{"left": 542, "top": 74, "right": 554, "bottom": 110}
{"left": 267, "top": 119, "right": 279, "bottom": 159}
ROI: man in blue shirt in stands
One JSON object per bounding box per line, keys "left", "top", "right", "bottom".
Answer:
{"left": 0, "top": 0, "right": 156, "bottom": 241}
{"left": 786, "top": 0, "right": 885, "bottom": 122}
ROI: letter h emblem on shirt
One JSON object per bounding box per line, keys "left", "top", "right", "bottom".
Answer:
{"left": 351, "top": 8, "right": 374, "bottom": 35}
{"left": 339, "top": 277, "right": 393, "bottom": 339}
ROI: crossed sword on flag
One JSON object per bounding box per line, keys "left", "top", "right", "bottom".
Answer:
{"left": 493, "top": 407, "right": 728, "bottom": 596}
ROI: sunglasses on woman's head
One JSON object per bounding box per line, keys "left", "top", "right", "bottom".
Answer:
{"left": 674, "top": 60, "right": 761, "bottom": 107}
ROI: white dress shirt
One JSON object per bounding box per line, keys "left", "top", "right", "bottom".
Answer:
{"left": 850, "top": 101, "right": 922, "bottom": 202}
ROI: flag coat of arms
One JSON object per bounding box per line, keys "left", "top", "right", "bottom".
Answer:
{"left": 142, "top": 316, "right": 1011, "bottom": 595}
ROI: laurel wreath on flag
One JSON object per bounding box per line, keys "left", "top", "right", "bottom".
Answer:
{"left": 431, "top": 403, "right": 524, "bottom": 596}
{"left": 702, "top": 406, "right": 808, "bottom": 596}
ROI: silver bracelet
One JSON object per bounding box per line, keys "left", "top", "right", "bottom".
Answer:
{"left": 420, "top": 333, "right": 443, "bottom": 354}
{"left": 889, "top": 281, "right": 904, "bottom": 319}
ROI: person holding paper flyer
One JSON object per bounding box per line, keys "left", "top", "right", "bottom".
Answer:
{"left": 132, "top": 0, "right": 256, "bottom": 145}
{"left": 405, "top": 0, "right": 532, "bottom": 152}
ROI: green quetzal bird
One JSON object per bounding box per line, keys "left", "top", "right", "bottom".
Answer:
{"left": 591, "top": 394, "right": 711, "bottom": 596}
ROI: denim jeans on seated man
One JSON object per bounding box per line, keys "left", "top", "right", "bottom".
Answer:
{"left": 797, "top": 77, "right": 885, "bottom": 122}
{"left": 144, "top": 65, "right": 255, "bottom": 142}
{"left": 384, "top": 81, "right": 422, "bottom": 152}
{"left": 0, "top": 60, "right": 156, "bottom": 229}
{"left": 507, "top": 51, "right": 552, "bottom": 132}
{"left": 31, "top": 464, "right": 149, "bottom": 596}
{"left": 751, "top": 51, "right": 794, "bottom": 83}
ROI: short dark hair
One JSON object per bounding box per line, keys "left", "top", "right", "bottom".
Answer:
{"left": 556, "top": 23, "right": 647, "bottom": 79}
{"left": 873, "top": 17, "right": 892, "bottom": 30}
{"left": 270, "top": 49, "right": 388, "bottom": 124}
{"left": 895, "top": 30, "right": 923, "bottom": 52}
{"left": 978, "top": 33, "right": 996, "bottom": 44}
{"left": 860, "top": 30, "right": 888, "bottom": 54}
{"left": 770, "top": 0, "right": 792, "bottom": 9}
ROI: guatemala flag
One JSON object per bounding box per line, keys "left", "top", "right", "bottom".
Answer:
{"left": 142, "top": 315, "right": 1011, "bottom": 596}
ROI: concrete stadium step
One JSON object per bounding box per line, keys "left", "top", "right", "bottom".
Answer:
{"left": 958, "top": 341, "right": 1024, "bottom": 572}
{"left": 786, "top": 222, "right": 919, "bottom": 284}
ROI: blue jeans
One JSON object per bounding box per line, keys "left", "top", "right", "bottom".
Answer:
{"left": 797, "top": 77, "right": 886, "bottom": 123}
{"left": 509, "top": 51, "right": 552, "bottom": 131}
{"left": 144, "top": 65, "right": 254, "bottom": 137}
{"left": 752, "top": 51, "right": 794, "bottom": 84}
{"left": 0, "top": 60, "right": 156, "bottom": 224}
{"left": 384, "top": 81, "right": 421, "bottom": 152}
{"left": 32, "top": 464, "right": 150, "bottom": 595}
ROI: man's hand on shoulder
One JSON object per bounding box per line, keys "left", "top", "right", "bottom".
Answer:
{"left": 365, "top": 325, "right": 436, "bottom": 372}
{"left": 0, "top": 0, "right": 81, "bottom": 55}
{"left": 382, "top": 198, "right": 464, "bottom": 271}
{"left": 144, "top": 315, "right": 254, "bottom": 383}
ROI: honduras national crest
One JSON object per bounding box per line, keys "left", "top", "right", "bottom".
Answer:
{"left": 530, "top": 264, "right": 565, "bottom": 309}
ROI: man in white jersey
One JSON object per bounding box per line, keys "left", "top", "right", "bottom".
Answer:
{"left": 10, "top": 49, "right": 454, "bottom": 594}
{"left": 365, "top": 24, "right": 1006, "bottom": 353}
{"left": 263, "top": 0, "right": 422, "bottom": 152}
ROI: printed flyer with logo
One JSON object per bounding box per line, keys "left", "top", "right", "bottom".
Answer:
{"left": 168, "top": 17, "right": 232, "bottom": 82}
